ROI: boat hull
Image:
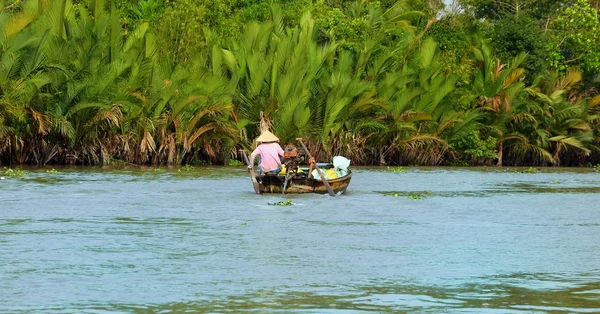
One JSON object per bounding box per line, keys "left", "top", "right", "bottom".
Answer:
{"left": 257, "top": 170, "right": 352, "bottom": 194}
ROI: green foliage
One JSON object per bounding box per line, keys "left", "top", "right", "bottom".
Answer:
{"left": 228, "top": 159, "right": 243, "bottom": 166}
{"left": 489, "top": 15, "right": 548, "bottom": 80}
{"left": 153, "top": 0, "right": 212, "bottom": 63}
{"left": 459, "top": 0, "right": 537, "bottom": 20}
{"left": 429, "top": 15, "right": 471, "bottom": 53}
{"left": 595, "top": 164, "right": 600, "bottom": 171}
{"left": 450, "top": 131, "right": 498, "bottom": 161}
{"left": 236, "top": 0, "right": 270, "bottom": 21}
{"left": 312, "top": 3, "right": 367, "bottom": 51}
{"left": 546, "top": 42, "right": 568, "bottom": 74}
{"left": 45, "top": 168, "right": 58, "bottom": 174}
{"left": 428, "top": 16, "right": 477, "bottom": 90}
{"left": 118, "top": 0, "right": 165, "bottom": 25}
{"left": 552, "top": 0, "right": 600, "bottom": 76}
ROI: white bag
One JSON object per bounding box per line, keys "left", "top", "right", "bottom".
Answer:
{"left": 311, "top": 169, "right": 328, "bottom": 181}
{"left": 333, "top": 156, "right": 350, "bottom": 171}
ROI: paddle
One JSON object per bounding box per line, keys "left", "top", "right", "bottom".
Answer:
{"left": 240, "top": 149, "right": 261, "bottom": 195}
{"left": 296, "top": 138, "right": 336, "bottom": 197}
{"left": 281, "top": 169, "right": 291, "bottom": 195}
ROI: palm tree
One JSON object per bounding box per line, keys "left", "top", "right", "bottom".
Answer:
{"left": 223, "top": 9, "right": 338, "bottom": 146}
{"left": 528, "top": 70, "right": 593, "bottom": 165}
{"left": 470, "top": 40, "right": 545, "bottom": 166}
{"left": 374, "top": 37, "right": 461, "bottom": 165}
{"left": 0, "top": 0, "right": 52, "bottom": 164}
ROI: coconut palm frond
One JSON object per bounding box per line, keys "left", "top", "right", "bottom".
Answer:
{"left": 550, "top": 136, "right": 591, "bottom": 153}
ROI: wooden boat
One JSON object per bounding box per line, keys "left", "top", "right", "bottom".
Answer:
{"left": 241, "top": 137, "right": 351, "bottom": 195}
{"left": 257, "top": 165, "right": 352, "bottom": 194}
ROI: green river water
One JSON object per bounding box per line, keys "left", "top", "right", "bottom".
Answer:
{"left": 1, "top": 166, "right": 599, "bottom": 313}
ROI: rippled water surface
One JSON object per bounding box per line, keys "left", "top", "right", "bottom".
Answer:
{"left": 1, "top": 166, "right": 599, "bottom": 313}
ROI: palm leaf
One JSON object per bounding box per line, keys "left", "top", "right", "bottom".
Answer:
{"left": 550, "top": 136, "right": 591, "bottom": 153}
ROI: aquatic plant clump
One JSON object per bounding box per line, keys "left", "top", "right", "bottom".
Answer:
{"left": 524, "top": 167, "right": 539, "bottom": 173}
{"left": 228, "top": 160, "right": 243, "bottom": 166}
{"left": 405, "top": 191, "right": 433, "bottom": 200}
{"left": 381, "top": 191, "right": 433, "bottom": 199}
{"left": 507, "top": 167, "right": 540, "bottom": 173}
{"left": 3, "top": 168, "right": 27, "bottom": 178}
{"left": 268, "top": 200, "right": 293, "bottom": 206}
{"left": 386, "top": 166, "right": 407, "bottom": 173}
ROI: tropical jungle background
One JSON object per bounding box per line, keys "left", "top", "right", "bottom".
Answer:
{"left": 1, "top": 0, "right": 600, "bottom": 166}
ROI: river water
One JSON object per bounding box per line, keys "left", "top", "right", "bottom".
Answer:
{"left": 1, "top": 166, "right": 599, "bottom": 313}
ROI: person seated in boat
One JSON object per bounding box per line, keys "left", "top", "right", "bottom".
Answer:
{"left": 248, "top": 130, "right": 285, "bottom": 175}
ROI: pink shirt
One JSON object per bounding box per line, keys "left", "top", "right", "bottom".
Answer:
{"left": 250, "top": 142, "right": 284, "bottom": 172}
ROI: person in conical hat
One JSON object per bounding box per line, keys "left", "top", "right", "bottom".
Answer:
{"left": 249, "top": 130, "right": 285, "bottom": 174}
{"left": 254, "top": 130, "right": 279, "bottom": 143}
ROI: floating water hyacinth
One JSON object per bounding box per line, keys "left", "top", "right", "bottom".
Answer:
{"left": 3, "top": 168, "right": 26, "bottom": 178}
{"left": 381, "top": 191, "right": 432, "bottom": 199}
{"left": 183, "top": 164, "right": 195, "bottom": 171}
{"left": 228, "top": 159, "right": 243, "bottom": 166}
{"left": 268, "top": 200, "right": 293, "bottom": 206}
{"left": 386, "top": 166, "right": 406, "bottom": 173}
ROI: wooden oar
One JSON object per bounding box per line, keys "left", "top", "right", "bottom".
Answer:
{"left": 240, "top": 149, "right": 261, "bottom": 195}
{"left": 296, "top": 138, "right": 335, "bottom": 197}
{"left": 281, "top": 168, "right": 291, "bottom": 195}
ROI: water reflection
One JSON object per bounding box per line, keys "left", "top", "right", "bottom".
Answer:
{"left": 43, "top": 275, "right": 599, "bottom": 313}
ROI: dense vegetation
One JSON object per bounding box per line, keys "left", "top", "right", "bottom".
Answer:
{"left": 1, "top": 0, "right": 599, "bottom": 166}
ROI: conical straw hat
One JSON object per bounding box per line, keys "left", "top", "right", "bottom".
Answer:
{"left": 255, "top": 130, "right": 279, "bottom": 143}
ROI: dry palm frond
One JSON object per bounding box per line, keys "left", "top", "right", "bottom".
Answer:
{"left": 140, "top": 129, "right": 156, "bottom": 154}
{"left": 185, "top": 123, "right": 217, "bottom": 152}
{"left": 588, "top": 94, "right": 600, "bottom": 110}
{"left": 550, "top": 136, "right": 591, "bottom": 154}
{"left": 503, "top": 68, "right": 525, "bottom": 86}
{"left": 493, "top": 59, "right": 507, "bottom": 79}
{"left": 510, "top": 112, "right": 538, "bottom": 125}
{"left": 29, "top": 107, "right": 49, "bottom": 135}
{"left": 203, "top": 139, "right": 215, "bottom": 157}
{"left": 166, "top": 133, "right": 176, "bottom": 165}
{"left": 91, "top": 104, "right": 122, "bottom": 128}
{"left": 571, "top": 122, "right": 591, "bottom": 132}
{"left": 259, "top": 111, "right": 273, "bottom": 133}
{"left": 520, "top": 142, "right": 553, "bottom": 163}
{"left": 398, "top": 111, "right": 432, "bottom": 122}
{"left": 400, "top": 134, "right": 448, "bottom": 165}
{"left": 556, "top": 70, "right": 582, "bottom": 92}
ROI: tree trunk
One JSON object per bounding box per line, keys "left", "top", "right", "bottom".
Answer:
{"left": 553, "top": 145, "right": 562, "bottom": 166}
{"left": 379, "top": 147, "right": 387, "bottom": 166}
{"left": 496, "top": 141, "right": 503, "bottom": 167}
